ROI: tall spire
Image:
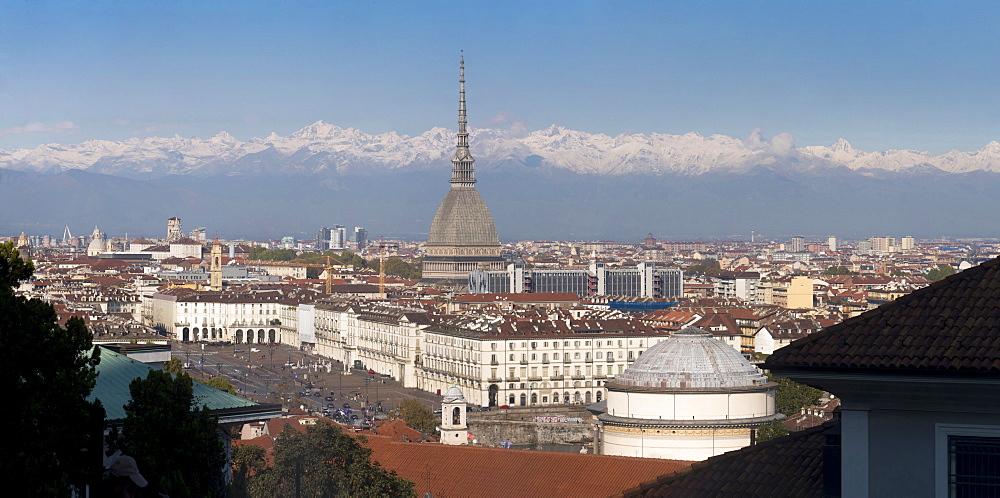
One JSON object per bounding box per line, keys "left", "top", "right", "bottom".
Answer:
{"left": 450, "top": 52, "right": 476, "bottom": 187}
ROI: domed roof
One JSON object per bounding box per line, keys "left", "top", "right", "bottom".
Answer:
{"left": 87, "top": 237, "right": 106, "bottom": 254}
{"left": 614, "top": 327, "right": 767, "bottom": 389}
{"left": 442, "top": 386, "right": 466, "bottom": 403}
{"left": 427, "top": 187, "right": 499, "bottom": 247}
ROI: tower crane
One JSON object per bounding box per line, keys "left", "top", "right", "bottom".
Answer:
{"left": 376, "top": 238, "right": 400, "bottom": 297}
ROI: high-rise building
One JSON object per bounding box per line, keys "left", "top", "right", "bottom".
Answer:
{"left": 352, "top": 227, "right": 368, "bottom": 249}
{"left": 330, "top": 225, "right": 346, "bottom": 250}
{"left": 828, "top": 236, "right": 838, "bottom": 252}
{"left": 901, "top": 236, "right": 915, "bottom": 250}
{"left": 423, "top": 56, "right": 504, "bottom": 283}
{"left": 316, "top": 227, "right": 331, "bottom": 250}
{"left": 789, "top": 236, "right": 805, "bottom": 253}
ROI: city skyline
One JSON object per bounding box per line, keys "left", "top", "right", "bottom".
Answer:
{"left": 4, "top": 1, "right": 1000, "bottom": 154}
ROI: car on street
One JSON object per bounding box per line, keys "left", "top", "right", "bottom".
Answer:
{"left": 325, "top": 396, "right": 333, "bottom": 401}
{"left": 250, "top": 347, "right": 260, "bottom": 352}
{"left": 368, "top": 369, "right": 376, "bottom": 374}
{"left": 342, "top": 403, "right": 351, "bottom": 410}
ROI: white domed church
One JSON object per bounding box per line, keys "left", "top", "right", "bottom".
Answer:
{"left": 593, "top": 327, "right": 780, "bottom": 461}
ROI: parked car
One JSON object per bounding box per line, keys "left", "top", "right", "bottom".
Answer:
{"left": 342, "top": 403, "right": 351, "bottom": 410}
{"left": 325, "top": 396, "right": 333, "bottom": 401}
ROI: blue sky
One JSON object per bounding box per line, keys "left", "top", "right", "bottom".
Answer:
{"left": 2, "top": 1, "right": 999, "bottom": 154}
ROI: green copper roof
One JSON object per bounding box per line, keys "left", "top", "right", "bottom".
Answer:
{"left": 89, "top": 346, "right": 280, "bottom": 424}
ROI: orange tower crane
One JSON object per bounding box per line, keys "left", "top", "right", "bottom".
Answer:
{"left": 376, "top": 238, "right": 400, "bottom": 297}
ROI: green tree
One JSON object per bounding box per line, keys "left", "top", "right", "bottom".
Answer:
{"left": 232, "top": 444, "right": 267, "bottom": 498}
{"left": 756, "top": 420, "right": 789, "bottom": 443}
{"left": 117, "top": 369, "right": 227, "bottom": 497}
{"left": 925, "top": 264, "right": 956, "bottom": 282}
{"left": 1, "top": 241, "right": 105, "bottom": 494}
{"left": 822, "top": 265, "right": 857, "bottom": 275}
{"left": 251, "top": 422, "right": 415, "bottom": 497}
{"left": 198, "top": 375, "right": 238, "bottom": 395}
{"left": 249, "top": 247, "right": 297, "bottom": 261}
{"left": 396, "top": 398, "right": 438, "bottom": 434}
{"left": 379, "top": 257, "right": 421, "bottom": 279}
{"left": 767, "top": 373, "right": 823, "bottom": 416}
{"left": 163, "top": 357, "right": 184, "bottom": 375}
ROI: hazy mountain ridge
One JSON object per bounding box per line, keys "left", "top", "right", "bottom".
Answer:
{"left": 4, "top": 121, "right": 1000, "bottom": 178}
{"left": 3, "top": 165, "right": 1000, "bottom": 241}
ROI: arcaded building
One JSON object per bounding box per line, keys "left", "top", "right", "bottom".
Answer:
{"left": 422, "top": 56, "right": 504, "bottom": 284}
{"left": 595, "top": 327, "right": 780, "bottom": 461}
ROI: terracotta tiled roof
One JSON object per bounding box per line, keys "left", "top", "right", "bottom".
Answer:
{"left": 363, "top": 436, "right": 691, "bottom": 498}
{"left": 766, "top": 257, "right": 1000, "bottom": 374}
{"left": 620, "top": 420, "right": 836, "bottom": 497}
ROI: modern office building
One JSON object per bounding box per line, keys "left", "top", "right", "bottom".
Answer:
{"left": 469, "top": 263, "right": 683, "bottom": 299}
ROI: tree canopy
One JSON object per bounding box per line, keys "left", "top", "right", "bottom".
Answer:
{"left": 767, "top": 373, "right": 824, "bottom": 416}
{"left": 1, "top": 241, "right": 105, "bottom": 494}
{"left": 821, "top": 265, "right": 858, "bottom": 275}
{"left": 248, "top": 421, "right": 415, "bottom": 497}
{"left": 925, "top": 264, "right": 956, "bottom": 282}
{"left": 114, "top": 369, "right": 227, "bottom": 497}
{"left": 396, "top": 398, "right": 438, "bottom": 435}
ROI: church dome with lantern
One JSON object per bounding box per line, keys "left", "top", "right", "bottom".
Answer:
{"left": 595, "top": 327, "right": 780, "bottom": 461}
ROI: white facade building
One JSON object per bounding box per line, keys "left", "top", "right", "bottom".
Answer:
{"left": 147, "top": 288, "right": 319, "bottom": 343}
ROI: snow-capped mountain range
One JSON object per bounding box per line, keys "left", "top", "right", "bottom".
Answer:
{"left": 3, "top": 121, "right": 1000, "bottom": 178}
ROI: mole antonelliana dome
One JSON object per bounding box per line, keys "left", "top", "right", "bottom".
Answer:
{"left": 614, "top": 327, "right": 768, "bottom": 390}
{"left": 596, "top": 327, "right": 780, "bottom": 461}
{"left": 428, "top": 189, "right": 499, "bottom": 247}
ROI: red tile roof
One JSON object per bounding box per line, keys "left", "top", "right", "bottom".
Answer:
{"left": 364, "top": 436, "right": 691, "bottom": 498}
{"left": 766, "top": 257, "right": 1000, "bottom": 374}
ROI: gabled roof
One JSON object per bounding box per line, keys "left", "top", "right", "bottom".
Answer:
{"left": 89, "top": 347, "right": 280, "bottom": 424}
{"left": 621, "top": 420, "right": 835, "bottom": 497}
{"left": 766, "top": 257, "right": 1000, "bottom": 374}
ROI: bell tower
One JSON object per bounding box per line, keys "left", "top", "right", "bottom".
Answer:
{"left": 440, "top": 386, "right": 469, "bottom": 445}
{"left": 210, "top": 236, "right": 223, "bottom": 290}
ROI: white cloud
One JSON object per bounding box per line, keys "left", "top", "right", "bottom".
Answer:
{"left": 746, "top": 127, "right": 797, "bottom": 156}
{"left": 114, "top": 119, "right": 130, "bottom": 125}
{"left": 0, "top": 121, "right": 77, "bottom": 136}
{"left": 490, "top": 111, "right": 530, "bottom": 138}
{"left": 131, "top": 125, "right": 160, "bottom": 135}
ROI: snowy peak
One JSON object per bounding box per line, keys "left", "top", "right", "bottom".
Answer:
{"left": 3, "top": 123, "right": 1000, "bottom": 178}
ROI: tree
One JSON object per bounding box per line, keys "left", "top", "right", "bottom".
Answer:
{"left": 1, "top": 241, "right": 105, "bottom": 494}
{"left": 396, "top": 398, "right": 438, "bottom": 435}
{"left": 925, "top": 264, "right": 956, "bottom": 282}
{"left": 232, "top": 444, "right": 267, "bottom": 498}
{"left": 767, "top": 373, "right": 823, "bottom": 416}
{"left": 163, "top": 357, "right": 184, "bottom": 375}
{"left": 822, "top": 265, "right": 857, "bottom": 275}
{"left": 198, "top": 375, "right": 238, "bottom": 395}
{"left": 251, "top": 422, "right": 415, "bottom": 497}
{"left": 756, "top": 420, "right": 789, "bottom": 443}
{"left": 115, "top": 369, "right": 227, "bottom": 497}
{"left": 379, "top": 257, "right": 421, "bottom": 279}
